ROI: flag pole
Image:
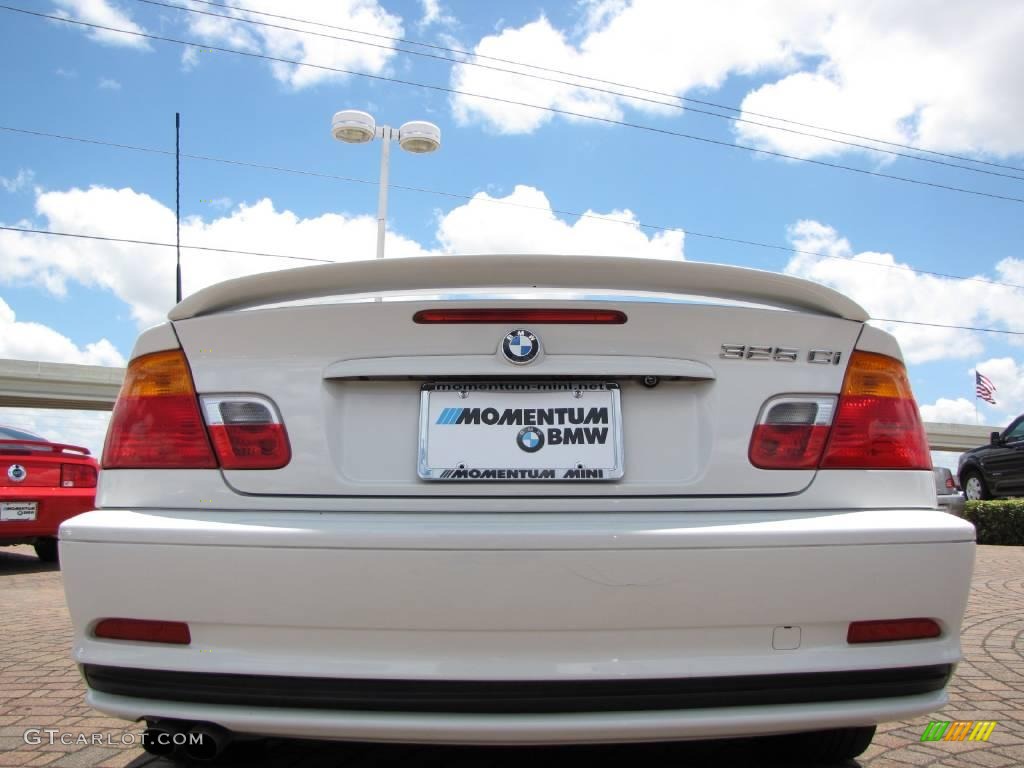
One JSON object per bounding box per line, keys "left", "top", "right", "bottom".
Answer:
{"left": 974, "top": 370, "right": 979, "bottom": 425}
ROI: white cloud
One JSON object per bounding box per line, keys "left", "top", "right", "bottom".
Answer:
{"left": 179, "top": 0, "right": 403, "bottom": 89}
{"left": 736, "top": 3, "right": 1024, "bottom": 158}
{"left": 784, "top": 220, "right": 1024, "bottom": 364}
{"left": 450, "top": 3, "right": 822, "bottom": 134}
{"left": 418, "top": 0, "right": 454, "bottom": 29}
{"left": 0, "top": 183, "right": 683, "bottom": 328}
{"left": 0, "top": 169, "right": 35, "bottom": 194}
{"left": 436, "top": 185, "right": 684, "bottom": 259}
{"left": 0, "top": 407, "right": 111, "bottom": 457}
{"left": 52, "top": 0, "right": 150, "bottom": 49}
{"left": 919, "top": 397, "right": 978, "bottom": 425}
{"left": 98, "top": 77, "right": 121, "bottom": 90}
{"left": 55, "top": 67, "right": 78, "bottom": 78}
{"left": 181, "top": 46, "right": 199, "bottom": 71}
{"left": 0, "top": 297, "right": 124, "bottom": 366}
{"left": 452, "top": 1, "right": 1024, "bottom": 158}
{"left": 0, "top": 186, "right": 430, "bottom": 328}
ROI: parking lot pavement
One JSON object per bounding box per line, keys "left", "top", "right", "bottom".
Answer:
{"left": 1, "top": 544, "right": 1021, "bottom": 768}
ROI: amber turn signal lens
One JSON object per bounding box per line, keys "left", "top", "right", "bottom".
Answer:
{"left": 838, "top": 351, "right": 914, "bottom": 400}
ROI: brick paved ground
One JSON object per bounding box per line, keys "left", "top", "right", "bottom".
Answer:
{"left": 1, "top": 544, "right": 1021, "bottom": 768}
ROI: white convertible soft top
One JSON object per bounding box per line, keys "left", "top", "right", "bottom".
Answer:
{"left": 168, "top": 255, "right": 869, "bottom": 322}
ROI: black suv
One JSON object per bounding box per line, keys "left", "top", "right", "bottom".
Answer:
{"left": 958, "top": 414, "right": 1024, "bottom": 500}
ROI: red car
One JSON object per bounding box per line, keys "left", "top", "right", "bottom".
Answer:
{"left": 1, "top": 426, "right": 98, "bottom": 562}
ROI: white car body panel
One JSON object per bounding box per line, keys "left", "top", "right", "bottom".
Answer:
{"left": 62, "top": 257, "right": 975, "bottom": 746}
{"left": 171, "top": 299, "right": 860, "bottom": 497}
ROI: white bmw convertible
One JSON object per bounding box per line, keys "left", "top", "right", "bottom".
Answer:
{"left": 59, "top": 255, "right": 975, "bottom": 763}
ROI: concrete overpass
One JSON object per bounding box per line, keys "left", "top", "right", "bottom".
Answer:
{"left": 922, "top": 421, "right": 996, "bottom": 453}
{"left": 0, "top": 358, "right": 124, "bottom": 411}
{"left": 0, "top": 358, "right": 999, "bottom": 452}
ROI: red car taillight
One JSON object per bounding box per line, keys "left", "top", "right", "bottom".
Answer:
{"left": 820, "top": 351, "right": 931, "bottom": 470}
{"left": 60, "top": 463, "right": 97, "bottom": 488}
{"left": 201, "top": 396, "right": 291, "bottom": 469}
{"left": 102, "top": 350, "right": 217, "bottom": 469}
{"left": 749, "top": 396, "right": 837, "bottom": 469}
{"left": 749, "top": 351, "right": 930, "bottom": 471}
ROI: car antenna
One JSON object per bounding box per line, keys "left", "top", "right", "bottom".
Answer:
{"left": 175, "top": 111, "right": 182, "bottom": 305}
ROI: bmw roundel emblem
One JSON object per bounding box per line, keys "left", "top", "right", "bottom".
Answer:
{"left": 502, "top": 329, "right": 539, "bottom": 364}
{"left": 7, "top": 464, "right": 27, "bottom": 483}
{"left": 516, "top": 427, "right": 544, "bottom": 453}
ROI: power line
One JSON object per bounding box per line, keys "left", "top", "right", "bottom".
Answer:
{"left": 173, "top": 0, "right": 1024, "bottom": 177}
{"left": 872, "top": 318, "right": 1024, "bottom": 336}
{"left": 0, "top": 225, "right": 333, "bottom": 263}
{"left": 4, "top": 123, "right": 1024, "bottom": 294}
{"left": 137, "top": 0, "right": 1024, "bottom": 184}
{"left": 6, "top": 4, "right": 1024, "bottom": 206}
{"left": 2, "top": 225, "right": 1022, "bottom": 336}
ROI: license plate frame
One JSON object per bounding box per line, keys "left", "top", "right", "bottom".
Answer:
{"left": 1, "top": 501, "right": 38, "bottom": 521}
{"left": 418, "top": 381, "right": 623, "bottom": 481}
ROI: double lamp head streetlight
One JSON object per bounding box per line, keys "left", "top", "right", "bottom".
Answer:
{"left": 332, "top": 110, "right": 441, "bottom": 260}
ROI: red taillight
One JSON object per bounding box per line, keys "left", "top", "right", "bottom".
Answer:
{"left": 60, "top": 463, "right": 97, "bottom": 488}
{"left": 102, "top": 350, "right": 217, "bottom": 469}
{"left": 94, "top": 618, "right": 191, "bottom": 644}
{"left": 847, "top": 618, "right": 941, "bottom": 644}
{"left": 749, "top": 397, "right": 836, "bottom": 469}
{"left": 820, "top": 351, "right": 931, "bottom": 469}
{"left": 413, "top": 308, "right": 627, "bottom": 324}
{"left": 201, "top": 396, "right": 290, "bottom": 469}
{"left": 945, "top": 476, "right": 956, "bottom": 490}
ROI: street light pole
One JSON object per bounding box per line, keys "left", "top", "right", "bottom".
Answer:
{"left": 332, "top": 110, "right": 441, "bottom": 261}
{"left": 375, "top": 126, "right": 392, "bottom": 261}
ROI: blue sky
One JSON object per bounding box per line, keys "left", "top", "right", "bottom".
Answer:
{"left": 1, "top": 0, "right": 1023, "bottom": 457}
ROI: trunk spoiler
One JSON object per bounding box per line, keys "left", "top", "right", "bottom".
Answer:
{"left": 168, "top": 255, "right": 869, "bottom": 322}
{"left": 0, "top": 439, "right": 91, "bottom": 456}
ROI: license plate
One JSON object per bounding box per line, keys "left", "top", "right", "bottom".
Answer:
{"left": 1, "top": 502, "right": 38, "bottom": 521}
{"left": 418, "top": 382, "right": 623, "bottom": 481}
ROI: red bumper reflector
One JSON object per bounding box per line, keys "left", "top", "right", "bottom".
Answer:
{"left": 413, "top": 309, "right": 627, "bottom": 324}
{"left": 847, "top": 618, "right": 941, "bottom": 644}
{"left": 94, "top": 618, "right": 191, "bottom": 645}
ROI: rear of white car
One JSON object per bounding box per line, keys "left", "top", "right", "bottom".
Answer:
{"left": 59, "top": 256, "right": 975, "bottom": 763}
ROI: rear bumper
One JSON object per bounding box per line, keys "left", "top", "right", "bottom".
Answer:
{"left": 86, "top": 688, "right": 949, "bottom": 745}
{"left": 0, "top": 486, "right": 94, "bottom": 542}
{"left": 84, "top": 662, "right": 952, "bottom": 713}
{"left": 60, "top": 508, "right": 975, "bottom": 744}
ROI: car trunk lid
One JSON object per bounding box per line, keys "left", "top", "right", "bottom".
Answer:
{"left": 173, "top": 295, "right": 862, "bottom": 498}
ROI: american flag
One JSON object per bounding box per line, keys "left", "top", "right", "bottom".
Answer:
{"left": 976, "top": 371, "right": 997, "bottom": 405}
